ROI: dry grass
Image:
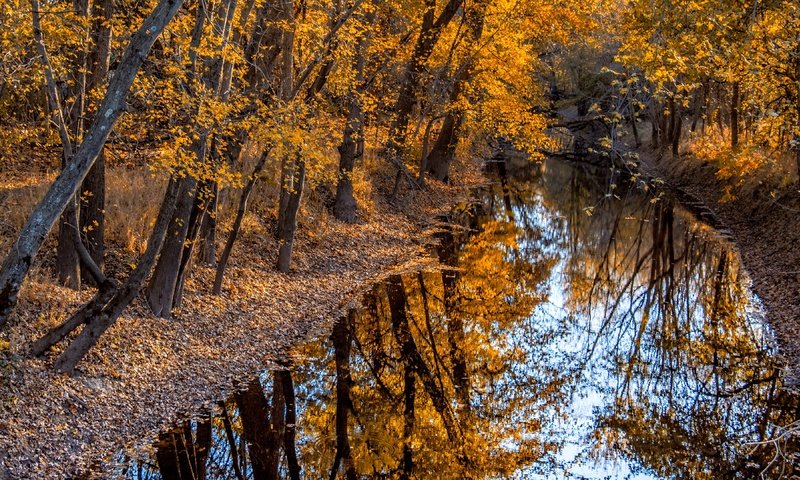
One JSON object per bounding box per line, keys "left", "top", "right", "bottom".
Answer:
{"left": 615, "top": 119, "right": 798, "bottom": 204}
{"left": 0, "top": 167, "right": 165, "bottom": 256}
{"left": 683, "top": 129, "right": 796, "bottom": 201}
{"left": 103, "top": 168, "right": 168, "bottom": 254}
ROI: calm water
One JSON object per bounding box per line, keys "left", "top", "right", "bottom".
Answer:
{"left": 109, "top": 158, "right": 800, "bottom": 479}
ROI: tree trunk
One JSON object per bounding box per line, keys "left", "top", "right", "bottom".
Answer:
{"left": 731, "top": 81, "right": 740, "bottom": 150}
{"left": 80, "top": 153, "right": 106, "bottom": 278}
{"left": 690, "top": 82, "right": 705, "bottom": 133}
{"left": 667, "top": 96, "right": 676, "bottom": 144}
{"left": 173, "top": 181, "right": 208, "bottom": 309}
{"left": 672, "top": 105, "right": 682, "bottom": 157}
{"left": 426, "top": 1, "right": 485, "bottom": 182}
{"left": 629, "top": 98, "right": 641, "bottom": 148}
{"left": 385, "top": 0, "right": 464, "bottom": 190}
{"left": 53, "top": 176, "right": 182, "bottom": 373}
{"left": 274, "top": 0, "right": 303, "bottom": 272}
{"left": 333, "top": 32, "right": 367, "bottom": 223}
{"left": 146, "top": 176, "right": 197, "bottom": 318}
{"left": 277, "top": 158, "right": 306, "bottom": 273}
{"left": 58, "top": 0, "right": 92, "bottom": 290}
{"left": 333, "top": 115, "right": 361, "bottom": 223}
{"left": 27, "top": 281, "right": 115, "bottom": 357}
{"left": 425, "top": 111, "right": 461, "bottom": 182}
{"left": 79, "top": 0, "right": 113, "bottom": 277}
{"left": 31, "top": 0, "right": 81, "bottom": 290}
{"left": 387, "top": 0, "right": 464, "bottom": 149}
{"left": 0, "top": 0, "right": 187, "bottom": 328}
{"left": 336, "top": 126, "right": 362, "bottom": 215}
{"left": 197, "top": 181, "right": 218, "bottom": 266}
{"left": 56, "top": 197, "right": 81, "bottom": 289}
{"left": 213, "top": 150, "right": 269, "bottom": 293}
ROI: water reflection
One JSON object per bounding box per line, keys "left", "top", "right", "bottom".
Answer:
{"left": 112, "top": 158, "right": 799, "bottom": 479}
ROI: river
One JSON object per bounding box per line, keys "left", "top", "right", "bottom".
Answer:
{"left": 107, "top": 157, "right": 800, "bottom": 479}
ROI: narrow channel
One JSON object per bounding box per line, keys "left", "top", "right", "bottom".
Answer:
{"left": 106, "top": 157, "right": 800, "bottom": 479}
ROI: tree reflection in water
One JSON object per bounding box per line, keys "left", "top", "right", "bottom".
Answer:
{"left": 114, "top": 158, "right": 799, "bottom": 479}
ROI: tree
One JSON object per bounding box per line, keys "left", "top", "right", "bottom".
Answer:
{"left": 0, "top": 0, "right": 187, "bottom": 327}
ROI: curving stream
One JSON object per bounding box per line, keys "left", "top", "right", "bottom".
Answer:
{"left": 107, "top": 158, "right": 800, "bottom": 479}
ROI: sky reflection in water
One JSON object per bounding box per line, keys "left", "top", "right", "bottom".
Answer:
{"left": 113, "top": 158, "right": 799, "bottom": 480}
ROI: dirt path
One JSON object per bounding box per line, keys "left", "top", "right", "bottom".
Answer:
{"left": 0, "top": 166, "right": 483, "bottom": 479}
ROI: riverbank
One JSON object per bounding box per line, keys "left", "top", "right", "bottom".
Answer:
{"left": 633, "top": 143, "right": 800, "bottom": 386}
{"left": 0, "top": 158, "right": 485, "bottom": 479}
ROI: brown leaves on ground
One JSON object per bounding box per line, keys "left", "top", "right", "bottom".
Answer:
{"left": 0, "top": 162, "right": 482, "bottom": 479}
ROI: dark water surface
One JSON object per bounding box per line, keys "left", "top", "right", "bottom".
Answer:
{"left": 110, "top": 158, "right": 800, "bottom": 479}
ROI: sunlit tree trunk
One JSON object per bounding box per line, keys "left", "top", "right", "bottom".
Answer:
{"left": 213, "top": 150, "right": 269, "bottom": 293}
{"left": 386, "top": 0, "right": 465, "bottom": 196}
{"left": 56, "top": 0, "right": 92, "bottom": 290}
{"left": 277, "top": 156, "right": 306, "bottom": 272}
{"left": 173, "top": 180, "right": 212, "bottom": 308}
{"left": 197, "top": 180, "right": 219, "bottom": 266}
{"left": 147, "top": 0, "right": 232, "bottom": 315}
{"left": 334, "top": 33, "right": 367, "bottom": 223}
{"left": 275, "top": 0, "right": 301, "bottom": 272}
{"left": 194, "top": 0, "right": 238, "bottom": 269}
{"left": 146, "top": 175, "right": 197, "bottom": 318}
{"left": 30, "top": 0, "right": 81, "bottom": 290}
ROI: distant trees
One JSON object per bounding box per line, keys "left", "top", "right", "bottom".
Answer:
{"left": 614, "top": 0, "right": 800, "bottom": 173}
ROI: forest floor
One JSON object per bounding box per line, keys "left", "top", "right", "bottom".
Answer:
{"left": 0, "top": 158, "right": 485, "bottom": 479}
{"left": 631, "top": 133, "right": 800, "bottom": 387}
